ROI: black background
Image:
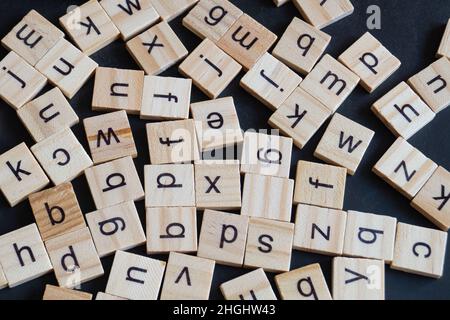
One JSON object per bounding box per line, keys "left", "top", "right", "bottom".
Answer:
{"left": 0, "top": 0, "right": 449, "bottom": 300}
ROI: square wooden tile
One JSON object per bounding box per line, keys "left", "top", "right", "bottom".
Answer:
{"left": 182, "top": 0, "right": 243, "bottom": 42}
{"left": 17, "top": 88, "right": 79, "bottom": 143}
{"left": 45, "top": 227, "right": 104, "bottom": 288}
{"left": 144, "top": 164, "right": 195, "bottom": 207}
{"left": 220, "top": 268, "right": 276, "bottom": 300}
{"left": 391, "top": 222, "right": 447, "bottom": 278}
{"left": 275, "top": 263, "right": 331, "bottom": 300}
{"left": 242, "top": 173, "right": 294, "bottom": 222}
{"left": 100, "top": 0, "right": 160, "bottom": 40}
{"left": 197, "top": 209, "right": 249, "bottom": 267}
{"left": 343, "top": 211, "right": 397, "bottom": 263}
{"left": 179, "top": 38, "right": 242, "bottom": 99}
{"left": 0, "top": 142, "right": 49, "bottom": 207}
{"left": 314, "top": 113, "right": 375, "bottom": 175}
{"left": 191, "top": 96, "right": 243, "bottom": 151}
{"left": 141, "top": 75, "right": 192, "bottom": 120}
{"left": 333, "top": 257, "right": 384, "bottom": 300}
{"left": 106, "top": 250, "right": 166, "bottom": 300}
{"left": 371, "top": 82, "right": 435, "bottom": 140}
{"left": 339, "top": 32, "right": 401, "bottom": 92}
{"left": 84, "top": 156, "right": 144, "bottom": 209}
{"left": 373, "top": 137, "right": 438, "bottom": 199}
{"left": 1, "top": 10, "right": 64, "bottom": 66}
{"left": 126, "top": 21, "right": 188, "bottom": 75}
{"left": 146, "top": 207, "right": 197, "bottom": 254}
{"left": 437, "top": 18, "right": 450, "bottom": 59}
{"left": 217, "top": 14, "right": 277, "bottom": 70}
{"left": 272, "top": 17, "right": 331, "bottom": 75}
{"left": 83, "top": 110, "right": 137, "bottom": 164}
{"left": 0, "top": 51, "right": 47, "bottom": 110}
{"left": 86, "top": 201, "right": 146, "bottom": 257}
{"left": 293, "top": 0, "right": 354, "bottom": 29}
{"left": 268, "top": 87, "right": 331, "bottom": 149}
{"left": 160, "top": 252, "right": 215, "bottom": 300}
{"left": 241, "top": 131, "right": 293, "bottom": 178}
{"left": 408, "top": 57, "right": 450, "bottom": 113}
{"left": 300, "top": 54, "right": 359, "bottom": 113}
{"left": 35, "top": 38, "right": 98, "bottom": 99}
{"left": 195, "top": 160, "right": 241, "bottom": 210}
{"left": 293, "top": 204, "right": 347, "bottom": 255}
{"left": 244, "top": 217, "right": 294, "bottom": 273}
{"left": 95, "top": 292, "right": 126, "bottom": 300}
{"left": 146, "top": 119, "right": 200, "bottom": 164}
{"left": 150, "top": 0, "right": 198, "bottom": 22}
{"left": 92, "top": 67, "right": 144, "bottom": 114}
{"left": 240, "top": 53, "right": 302, "bottom": 110}
{"left": 0, "top": 224, "right": 52, "bottom": 287}
{"left": 42, "top": 284, "right": 92, "bottom": 300}
{"left": 412, "top": 166, "right": 450, "bottom": 231}
{"left": 59, "top": 0, "right": 120, "bottom": 56}
{"left": 294, "top": 160, "right": 347, "bottom": 210}
{"left": 0, "top": 264, "right": 7, "bottom": 289}
{"left": 31, "top": 129, "right": 93, "bottom": 185}
{"left": 28, "top": 182, "right": 86, "bottom": 242}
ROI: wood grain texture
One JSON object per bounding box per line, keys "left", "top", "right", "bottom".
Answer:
{"left": 150, "top": 0, "right": 198, "bottom": 22}
{"left": 293, "top": 0, "right": 354, "bottom": 29}
{"left": 0, "top": 264, "right": 7, "bottom": 290}
{"left": 220, "top": 268, "right": 276, "bottom": 300}
{"left": 42, "top": 284, "right": 92, "bottom": 300}
{"left": 95, "top": 292, "right": 127, "bottom": 300}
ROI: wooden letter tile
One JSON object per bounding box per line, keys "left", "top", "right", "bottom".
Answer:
{"left": 96, "top": 292, "right": 127, "bottom": 300}
{"left": 412, "top": 166, "right": 450, "bottom": 231}
{"left": 373, "top": 137, "right": 438, "bottom": 199}
{"left": 371, "top": 82, "right": 435, "bottom": 140}
{"left": 293, "top": 0, "right": 354, "bottom": 29}
{"left": 240, "top": 53, "right": 302, "bottom": 110}
{"left": 85, "top": 156, "right": 144, "bottom": 209}
{"left": 45, "top": 227, "right": 104, "bottom": 288}
{"left": 31, "top": 129, "right": 93, "bottom": 185}
{"left": 437, "top": 18, "right": 450, "bottom": 59}
{"left": 0, "top": 224, "right": 52, "bottom": 287}
{"left": 242, "top": 173, "right": 294, "bottom": 222}
{"left": 28, "top": 182, "right": 86, "bottom": 242}
{"left": 1, "top": 10, "right": 64, "bottom": 66}
{"left": 179, "top": 38, "right": 242, "bottom": 99}
{"left": 146, "top": 119, "right": 199, "bottom": 164}
{"left": 0, "top": 142, "right": 49, "bottom": 207}
{"left": 160, "top": 252, "right": 215, "bottom": 300}
{"left": 293, "top": 204, "right": 347, "bottom": 255}
{"left": 191, "top": 96, "right": 243, "bottom": 150}
{"left": 275, "top": 263, "right": 332, "bottom": 300}
{"left": 391, "top": 222, "right": 447, "bottom": 278}
{"left": 338, "top": 32, "right": 401, "bottom": 92}
{"left": 244, "top": 217, "right": 294, "bottom": 273}
{"left": 268, "top": 87, "right": 331, "bottom": 149}
{"left": 343, "top": 211, "right": 397, "bottom": 262}
{"left": 43, "top": 284, "right": 92, "bottom": 300}
{"left": 332, "top": 257, "right": 384, "bottom": 300}
{"left": 0, "top": 264, "right": 7, "bottom": 290}
{"left": 0, "top": 51, "right": 47, "bottom": 110}
{"left": 100, "top": 0, "right": 160, "bottom": 40}
{"left": 83, "top": 110, "right": 137, "bottom": 164}
{"left": 144, "top": 164, "right": 195, "bottom": 207}
{"left": 141, "top": 75, "right": 192, "bottom": 120}
{"left": 407, "top": 57, "right": 450, "bottom": 113}
{"left": 294, "top": 160, "right": 347, "bottom": 210}
{"left": 241, "top": 131, "right": 293, "bottom": 178}
{"left": 35, "top": 38, "right": 98, "bottom": 99}
{"left": 17, "top": 88, "right": 79, "bottom": 143}
{"left": 314, "top": 113, "right": 375, "bottom": 175}
{"left": 217, "top": 14, "right": 277, "bottom": 70}
{"left": 300, "top": 54, "right": 359, "bottom": 113}
{"left": 183, "top": 0, "right": 243, "bottom": 42}
{"left": 150, "top": 0, "right": 198, "bottom": 22}
{"left": 126, "top": 21, "right": 188, "bottom": 75}
{"left": 59, "top": 0, "right": 120, "bottom": 55}
{"left": 86, "top": 201, "right": 146, "bottom": 257}
{"left": 220, "top": 268, "right": 276, "bottom": 300}
{"left": 92, "top": 67, "right": 144, "bottom": 114}
{"left": 197, "top": 209, "right": 249, "bottom": 266}
{"left": 146, "top": 207, "right": 197, "bottom": 253}
{"left": 272, "top": 17, "right": 331, "bottom": 75}
{"left": 106, "top": 250, "right": 166, "bottom": 300}
{"left": 195, "top": 160, "right": 241, "bottom": 210}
